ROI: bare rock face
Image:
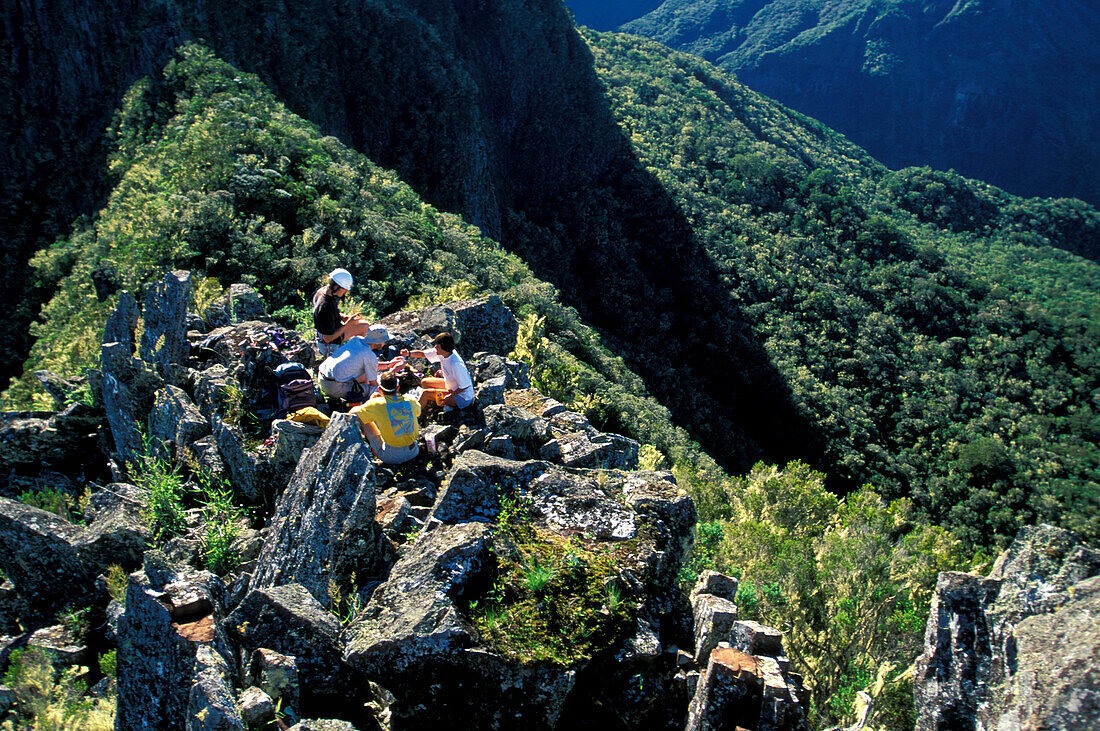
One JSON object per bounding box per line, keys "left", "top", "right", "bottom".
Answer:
{"left": 0, "top": 497, "right": 93, "bottom": 618}
{"left": 343, "top": 523, "right": 493, "bottom": 676}
{"left": 377, "top": 295, "right": 519, "bottom": 358}
{"left": 116, "top": 553, "right": 234, "bottom": 730}
{"left": 203, "top": 283, "right": 269, "bottom": 329}
{"left": 686, "top": 646, "right": 807, "bottom": 731}
{"left": 104, "top": 290, "right": 140, "bottom": 353}
{"left": 150, "top": 385, "right": 210, "bottom": 450}
{"left": 692, "top": 594, "right": 738, "bottom": 666}
{"left": 0, "top": 403, "right": 102, "bottom": 472}
{"left": 226, "top": 584, "right": 358, "bottom": 718}
{"left": 141, "top": 270, "right": 193, "bottom": 376}
{"left": 249, "top": 414, "right": 386, "bottom": 607}
{"left": 188, "top": 644, "right": 245, "bottom": 731}
{"left": 914, "top": 524, "right": 1100, "bottom": 731}
{"left": 997, "top": 574, "right": 1100, "bottom": 730}
{"left": 430, "top": 451, "right": 551, "bottom": 525}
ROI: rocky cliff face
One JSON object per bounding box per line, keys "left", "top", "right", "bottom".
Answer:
{"left": 913, "top": 524, "right": 1100, "bottom": 731}
{"left": 622, "top": 0, "right": 1100, "bottom": 205}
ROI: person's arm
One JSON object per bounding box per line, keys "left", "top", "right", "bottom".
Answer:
{"left": 377, "top": 357, "right": 406, "bottom": 371}
{"left": 400, "top": 348, "right": 427, "bottom": 359}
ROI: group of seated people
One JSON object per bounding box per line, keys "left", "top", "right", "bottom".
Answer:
{"left": 312, "top": 268, "right": 474, "bottom": 465}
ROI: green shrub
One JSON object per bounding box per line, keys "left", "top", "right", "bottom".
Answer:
{"left": 104, "top": 565, "right": 128, "bottom": 605}
{"left": 133, "top": 435, "right": 187, "bottom": 542}
{"left": 197, "top": 477, "right": 245, "bottom": 575}
{"left": 1, "top": 647, "right": 115, "bottom": 730}
{"left": 699, "top": 461, "right": 973, "bottom": 728}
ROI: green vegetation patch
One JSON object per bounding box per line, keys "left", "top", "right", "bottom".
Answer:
{"left": 687, "top": 460, "right": 978, "bottom": 728}
{"left": 469, "top": 494, "right": 636, "bottom": 666}
{"left": 1, "top": 647, "right": 115, "bottom": 730}
{"left": 585, "top": 29, "right": 1100, "bottom": 547}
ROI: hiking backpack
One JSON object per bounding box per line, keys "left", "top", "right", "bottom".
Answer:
{"left": 273, "top": 361, "right": 317, "bottom": 415}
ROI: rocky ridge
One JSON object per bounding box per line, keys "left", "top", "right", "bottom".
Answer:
{"left": 0, "top": 270, "right": 808, "bottom": 729}
{"left": 913, "top": 523, "right": 1100, "bottom": 731}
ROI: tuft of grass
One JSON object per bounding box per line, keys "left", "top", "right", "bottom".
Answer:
{"left": 1, "top": 647, "right": 116, "bottom": 730}
{"left": 17, "top": 488, "right": 77, "bottom": 522}
{"left": 58, "top": 607, "right": 90, "bottom": 642}
{"left": 133, "top": 432, "right": 187, "bottom": 542}
{"left": 197, "top": 482, "right": 245, "bottom": 575}
{"left": 98, "top": 650, "right": 118, "bottom": 678}
{"left": 522, "top": 561, "right": 555, "bottom": 594}
{"left": 105, "top": 564, "right": 128, "bottom": 606}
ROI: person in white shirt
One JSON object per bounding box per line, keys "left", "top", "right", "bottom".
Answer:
{"left": 318, "top": 325, "right": 403, "bottom": 400}
{"left": 401, "top": 332, "right": 474, "bottom": 410}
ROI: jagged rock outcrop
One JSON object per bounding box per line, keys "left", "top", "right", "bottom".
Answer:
{"left": 226, "top": 584, "right": 358, "bottom": 716}
{"left": 0, "top": 274, "right": 804, "bottom": 728}
{"left": 141, "top": 270, "right": 192, "bottom": 376}
{"left": 0, "top": 496, "right": 150, "bottom": 621}
{"left": 116, "top": 553, "right": 235, "bottom": 730}
{"left": 378, "top": 295, "right": 520, "bottom": 358}
{"left": 203, "top": 283, "right": 269, "bottom": 329}
{"left": 344, "top": 522, "right": 578, "bottom": 729}
{"left": 914, "top": 524, "right": 1100, "bottom": 731}
{"left": 249, "top": 414, "right": 388, "bottom": 606}
{"left": 0, "top": 403, "right": 102, "bottom": 472}
{"left": 679, "top": 570, "right": 806, "bottom": 731}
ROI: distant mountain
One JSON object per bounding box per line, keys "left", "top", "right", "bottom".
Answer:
{"left": 621, "top": 0, "right": 1100, "bottom": 206}
{"left": 565, "top": 0, "right": 663, "bottom": 30}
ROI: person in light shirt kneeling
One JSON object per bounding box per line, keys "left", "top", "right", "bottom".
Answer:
{"left": 401, "top": 332, "right": 474, "bottom": 411}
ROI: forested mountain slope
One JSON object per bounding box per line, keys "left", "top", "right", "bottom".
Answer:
{"left": 620, "top": 0, "right": 1100, "bottom": 206}
{"left": 582, "top": 30, "right": 1100, "bottom": 547}
{"left": 0, "top": 0, "right": 615, "bottom": 385}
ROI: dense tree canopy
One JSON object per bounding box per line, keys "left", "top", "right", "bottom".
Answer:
{"left": 585, "top": 30, "right": 1100, "bottom": 547}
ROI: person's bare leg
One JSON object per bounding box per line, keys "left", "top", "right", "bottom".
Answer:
{"left": 417, "top": 377, "right": 449, "bottom": 408}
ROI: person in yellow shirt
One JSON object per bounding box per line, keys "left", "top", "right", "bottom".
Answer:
{"left": 350, "top": 372, "right": 421, "bottom": 464}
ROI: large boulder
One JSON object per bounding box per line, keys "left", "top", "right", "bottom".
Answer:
{"left": 0, "top": 498, "right": 94, "bottom": 618}
{"left": 377, "top": 295, "right": 518, "bottom": 357}
{"left": 102, "top": 341, "right": 164, "bottom": 466}
{"left": 993, "top": 574, "right": 1100, "bottom": 730}
{"left": 249, "top": 414, "right": 385, "bottom": 606}
{"left": 345, "top": 523, "right": 579, "bottom": 728}
{"left": 212, "top": 416, "right": 259, "bottom": 502}
{"left": 344, "top": 523, "right": 494, "bottom": 676}
{"left": 226, "top": 584, "right": 356, "bottom": 715}
{"left": 914, "top": 524, "right": 1100, "bottom": 731}
{"left": 429, "top": 451, "right": 551, "bottom": 525}
{"left": 0, "top": 404, "right": 102, "bottom": 471}
{"left": 150, "top": 385, "right": 210, "bottom": 451}
{"left": 912, "top": 571, "right": 1002, "bottom": 731}
{"left": 204, "top": 283, "right": 269, "bottom": 328}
